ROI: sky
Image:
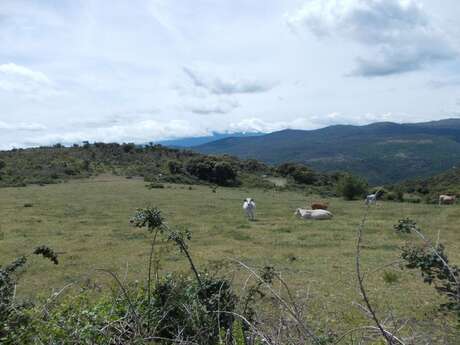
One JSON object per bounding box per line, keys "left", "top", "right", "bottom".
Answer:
{"left": 1, "top": 0, "right": 460, "bottom": 149}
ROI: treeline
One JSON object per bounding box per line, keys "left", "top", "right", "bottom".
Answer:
{"left": 0, "top": 143, "right": 342, "bottom": 191}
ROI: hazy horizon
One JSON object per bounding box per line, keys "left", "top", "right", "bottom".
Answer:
{"left": 1, "top": 0, "right": 460, "bottom": 149}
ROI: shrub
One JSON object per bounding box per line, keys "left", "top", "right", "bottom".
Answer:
{"left": 382, "top": 271, "right": 400, "bottom": 284}
{"left": 404, "top": 194, "right": 421, "bottom": 203}
{"left": 147, "top": 182, "right": 165, "bottom": 189}
{"left": 130, "top": 207, "right": 238, "bottom": 343}
{"left": 394, "top": 218, "right": 418, "bottom": 234}
{"left": 336, "top": 174, "right": 368, "bottom": 200}
{"left": 161, "top": 174, "right": 196, "bottom": 185}
{"left": 276, "top": 163, "right": 317, "bottom": 185}
{"left": 402, "top": 243, "right": 459, "bottom": 316}
{"left": 167, "top": 160, "right": 183, "bottom": 174}
{"left": 394, "top": 188, "right": 404, "bottom": 201}
{"left": 122, "top": 143, "right": 136, "bottom": 153}
{"left": 384, "top": 189, "right": 404, "bottom": 202}
{"left": 151, "top": 274, "right": 236, "bottom": 343}
{"left": 1, "top": 246, "right": 58, "bottom": 341}
{"left": 213, "top": 161, "right": 237, "bottom": 185}
{"left": 186, "top": 157, "right": 238, "bottom": 186}
{"left": 424, "top": 194, "right": 439, "bottom": 204}
{"left": 240, "top": 159, "right": 268, "bottom": 173}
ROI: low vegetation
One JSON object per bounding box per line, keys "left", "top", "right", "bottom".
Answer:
{"left": 2, "top": 207, "right": 459, "bottom": 343}
{"left": 1, "top": 177, "right": 459, "bottom": 343}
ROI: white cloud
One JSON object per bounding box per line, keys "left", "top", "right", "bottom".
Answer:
{"left": 310, "top": 111, "right": 395, "bottom": 126}
{"left": 229, "top": 113, "right": 402, "bottom": 133}
{"left": 428, "top": 77, "right": 460, "bottom": 88}
{"left": 229, "top": 117, "right": 314, "bottom": 133}
{"left": 0, "top": 120, "right": 47, "bottom": 131}
{"left": 0, "top": 0, "right": 459, "bottom": 149}
{"left": 13, "top": 119, "right": 211, "bottom": 149}
{"left": 287, "top": 0, "right": 457, "bottom": 76}
{"left": 0, "top": 63, "right": 51, "bottom": 83}
{"left": 183, "top": 67, "right": 275, "bottom": 95}
{"left": 183, "top": 98, "right": 239, "bottom": 115}
{"left": 0, "top": 63, "right": 60, "bottom": 99}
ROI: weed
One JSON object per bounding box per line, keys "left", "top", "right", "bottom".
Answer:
{"left": 382, "top": 271, "right": 400, "bottom": 284}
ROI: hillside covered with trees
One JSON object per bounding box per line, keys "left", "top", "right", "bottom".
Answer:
{"left": 0, "top": 143, "right": 343, "bottom": 193}
{"left": 194, "top": 119, "right": 460, "bottom": 184}
{"left": 395, "top": 167, "right": 460, "bottom": 202}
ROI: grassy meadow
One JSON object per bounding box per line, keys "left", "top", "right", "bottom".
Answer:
{"left": 1, "top": 175, "right": 459, "bottom": 333}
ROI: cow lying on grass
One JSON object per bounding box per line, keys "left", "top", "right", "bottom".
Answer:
{"left": 295, "top": 208, "right": 333, "bottom": 220}
{"left": 311, "top": 202, "right": 328, "bottom": 210}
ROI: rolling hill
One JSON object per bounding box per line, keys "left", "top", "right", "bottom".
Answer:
{"left": 156, "top": 132, "right": 263, "bottom": 147}
{"left": 195, "top": 119, "right": 460, "bottom": 184}
{"left": 0, "top": 143, "right": 341, "bottom": 192}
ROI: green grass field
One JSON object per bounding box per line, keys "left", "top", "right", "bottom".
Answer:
{"left": 1, "top": 175, "right": 459, "bottom": 333}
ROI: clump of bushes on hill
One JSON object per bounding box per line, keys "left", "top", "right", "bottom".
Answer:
{"left": 276, "top": 163, "right": 317, "bottom": 185}
{"left": 275, "top": 163, "right": 342, "bottom": 192}
{"left": 379, "top": 187, "right": 404, "bottom": 202}
{"left": 0, "top": 143, "right": 274, "bottom": 188}
{"left": 0, "top": 142, "right": 357, "bottom": 193}
{"left": 336, "top": 173, "right": 368, "bottom": 200}
{"left": 186, "top": 157, "right": 240, "bottom": 186}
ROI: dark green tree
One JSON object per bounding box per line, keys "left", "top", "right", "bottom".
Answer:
{"left": 337, "top": 174, "right": 368, "bottom": 200}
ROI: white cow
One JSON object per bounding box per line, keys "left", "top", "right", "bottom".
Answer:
{"left": 243, "top": 198, "right": 256, "bottom": 220}
{"left": 295, "top": 208, "right": 333, "bottom": 220}
{"left": 439, "top": 195, "right": 456, "bottom": 205}
{"left": 365, "top": 194, "right": 377, "bottom": 205}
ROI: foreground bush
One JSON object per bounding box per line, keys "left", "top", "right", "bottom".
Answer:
{"left": 1, "top": 246, "right": 58, "bottom": 343}
{"left": 5, "top": 276, "right": 237, "bottom": 345}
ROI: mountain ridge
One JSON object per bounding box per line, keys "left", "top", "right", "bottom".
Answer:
{"left": 194, "top": 118, "right": 460, "bottom": 184}
{"left": 156, "top": 132, "right": 264, "bottom": 148}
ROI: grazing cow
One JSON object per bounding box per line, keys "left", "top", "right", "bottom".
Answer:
{"left": 311, "top": 202, "right": 328, "bottom": 210}
{"left": 439, "top": 195, "right": 456, "bottom": 205}
{"left": 295, "top": 208, "right": 333, "bottom": 220}
{"left": 243, "top": 198, "right": 256, "bottom": 220}
{"left": 365, "top": 194, "right": 377, "bottom": 205}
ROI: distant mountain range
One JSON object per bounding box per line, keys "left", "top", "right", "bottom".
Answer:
{"left": 192, "top": 119, "right": 460, "bottom": 184}
{"left": 156, "top": 132, "right": 264, "bottom": 148}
